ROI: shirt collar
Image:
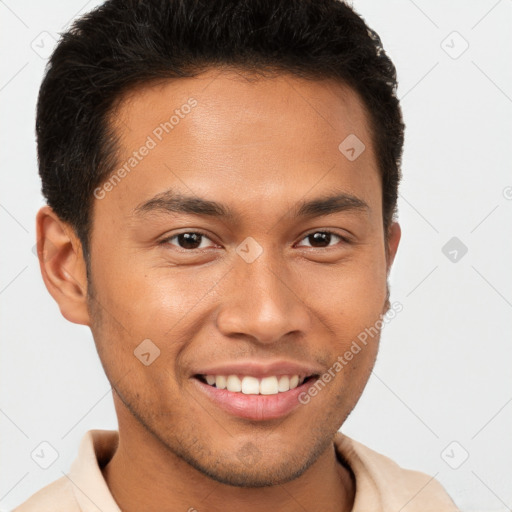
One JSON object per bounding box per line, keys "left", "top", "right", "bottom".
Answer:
{"left": 67, "top": 429, "right": 121, "bottom": 512}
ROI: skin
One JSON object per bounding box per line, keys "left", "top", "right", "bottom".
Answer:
{"left": 36, "top": 68, "right": 401, "bottom": 512}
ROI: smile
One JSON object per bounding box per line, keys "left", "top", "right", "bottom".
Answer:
{"left": 193, "top": 373, "right": 319, "bottom": 420}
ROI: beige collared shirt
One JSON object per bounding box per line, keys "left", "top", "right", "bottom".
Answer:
{"left": 13, "top": 429, "right": 459, "bottom": 511}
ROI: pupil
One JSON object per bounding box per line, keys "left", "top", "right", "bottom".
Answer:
{"left": 309, "top": 232, "right": 330, "bottom": 247}
{"left": 179, "top": 233, "right": 202, "bottom": 249}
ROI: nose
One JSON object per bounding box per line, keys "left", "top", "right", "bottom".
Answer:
{"left": 215, "top": 250, "right": 312, "bottom": 345}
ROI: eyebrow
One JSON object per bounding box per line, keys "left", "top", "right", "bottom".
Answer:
{"left": 133, "top": 189, "right": 369, "bottom": 220}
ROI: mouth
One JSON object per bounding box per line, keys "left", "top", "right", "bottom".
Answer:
{"left": 192, "top": 373, "right": 320, "bottom": 421}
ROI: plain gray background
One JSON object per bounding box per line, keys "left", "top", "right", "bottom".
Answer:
{"left": 1, "top": 1, "right": 511, "bottom": 510}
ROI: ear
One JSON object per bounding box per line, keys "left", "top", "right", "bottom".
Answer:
{"left": 385, "top": 221, "right": 401, "bottom": 274}
{"left": 35, "top": 205, "right": 91, "bottom": 326}
{"left": 382, "top": 221, "right": 401, "bottom": 315}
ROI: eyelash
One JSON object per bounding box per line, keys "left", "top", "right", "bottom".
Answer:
{"left": 160, "top": 229, "right": 351, "bottom": 251}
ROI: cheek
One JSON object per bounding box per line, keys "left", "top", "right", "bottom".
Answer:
{"left": 88, "top": 261, "right": 229, "bottom": 384}
{"left": 301, "top": 252, "right": 388, "bottom": 329}
{"left": 93, "top": 252, "right": 225, "bottom": 334}
{"left": 296, "top": 251, "right": 387, "bottom": 394}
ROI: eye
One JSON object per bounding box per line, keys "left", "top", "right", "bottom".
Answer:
{"left": 162, "top": 231, "right": 217, "bottom": 250}
{"left": 161, "top": 230, "right": 349, "bottom": 251}
{"left": 296, "top": 230, "right": 349, "bottom": 248}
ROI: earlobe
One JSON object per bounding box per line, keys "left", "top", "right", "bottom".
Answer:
{"left": 36, "top": 205, "right": 91, "bottom": 326}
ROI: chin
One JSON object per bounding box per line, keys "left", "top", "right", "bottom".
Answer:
{"left": 165, "top": 428, "right": 333, "bottom": 489}
{"left": 188, "top": 455, "right": 314, "bottom": 488}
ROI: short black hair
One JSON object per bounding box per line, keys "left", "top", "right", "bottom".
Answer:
{"left": 36, "top": 0, "right": 404, "bottom": 276}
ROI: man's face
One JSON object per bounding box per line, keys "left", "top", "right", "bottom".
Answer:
{"left": 86, "top": 69, "right": 399, "bottom": 486}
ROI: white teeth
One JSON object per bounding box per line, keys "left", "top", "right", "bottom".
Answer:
{"left": 202, "top": 374, "right": 305, "bottom": 394}
{"left": 259, "top": 376, "right": 279, "bottom": 395}
{"left": 226, "top": 375, "right": 242, "bottom": 392}
{"left": 241, "top": 376, "right": 260, "bottom": 394}
{"left": 277, "top": 375, "right": 290, "bottom": 392}
{"left": 216, "top": 375, "right": 227, "bottom": 389}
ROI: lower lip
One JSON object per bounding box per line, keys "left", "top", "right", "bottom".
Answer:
{"left": 192, "top": 377, "right": 317, "bottom": 421}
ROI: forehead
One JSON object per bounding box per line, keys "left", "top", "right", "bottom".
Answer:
{"left": 97, "top": 68, "right": 380, "bottom": 223}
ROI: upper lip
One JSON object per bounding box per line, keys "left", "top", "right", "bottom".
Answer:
{"left": 192, "top": 359, "right": 324, "bottom": 380}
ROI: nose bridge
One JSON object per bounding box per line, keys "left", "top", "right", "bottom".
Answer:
{"left": 215, "top": 245, "right": 310, "bottom": 343}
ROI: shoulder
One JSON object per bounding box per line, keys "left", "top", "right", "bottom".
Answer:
{"left": 13, "top": 429, "right": 120, "bottom": 512}
{"left": 334, "top": 432, "right": 460, "bottom": 511}
{"left": 12, "top": 476, "right": 78, "bottom": 512}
